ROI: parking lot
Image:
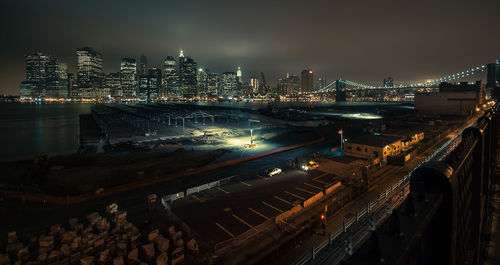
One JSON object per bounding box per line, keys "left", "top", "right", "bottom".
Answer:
{"left": 171, "top": 168, "right": 340, "bottom": 244}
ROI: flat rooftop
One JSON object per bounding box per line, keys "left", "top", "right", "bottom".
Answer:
{"left": 347, "top": 134, "right": 402, "bottom": 147}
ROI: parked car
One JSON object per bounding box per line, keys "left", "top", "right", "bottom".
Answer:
{"left": 302, "top": 161, "right": 319, "bottom": 171}
{"left": 267, "top": 167, "right": 282, "bottom": 177}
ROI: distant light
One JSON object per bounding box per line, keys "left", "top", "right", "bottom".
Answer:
{"left": 309, "top": 70, "right": 313, "bottom": 74}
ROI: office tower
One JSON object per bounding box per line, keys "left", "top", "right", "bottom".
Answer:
{"left": 104, "top": 72, "right": 122, "bottom": 98}
{"left": 237, "top": 67, "right": 242, "bottom": 83}
{"left": 316, "top": 77, "right": 327, "bottom": 90}
{"left": 148, "top": 67, "right": 162, "bottom": 97}
{"left": 139, "top": 54, "right": 148, "bottom": 76}
{"left": 45, "top": 59, "right": 68, "bottom": 98}
{"left": 277, "top": 73, "right": 300, "bottom": 96}
{"left": 221, "top": 72, "right": 237, "bottom": 97}
{"left": 301, "top": 69, "right": 314, "bottom": 93}
{"left": 178, "top": 50, "right": 198, "bottom": 98}
{"left": 250, "top": 77, "right": 259, "bottom": 94}
{"left": 76, "top": 47, "right": 103, "bottom": 98}
{"left": 22, "top": 51, "right": 49, "bottom": 98}
{"left": 206, "top": 72, "right": 220, "bottom": 97}
{"left": 138, "top": 75, "right": 160, "bottom": 102}
{"left": 383, "top": 77, "right": 394, "bottom": 88}
{"left": 197, "top": 68, "right": 208, "bottom": 96}
{"left": 120, "top": 58, "right": 137, "bottom": 98}
{"left": 67, "top": 73, "right": 77, "bottom": 98}
{"left": 163, "top": 56, "right": 181, "bottom": 98}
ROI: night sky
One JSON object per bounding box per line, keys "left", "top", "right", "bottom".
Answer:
{"left": 1, "top": 0, "right": 499, "bottom": 95}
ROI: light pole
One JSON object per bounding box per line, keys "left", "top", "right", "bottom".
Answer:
{"left": 248, "top": 119, "right": 260, "bottom": 145}
{"left": 338, "top": 129, "right": 343, "bottom": 150}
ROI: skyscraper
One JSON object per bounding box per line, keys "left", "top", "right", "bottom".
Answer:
{"left": 104, "top": 72, "right": 121, "bottom": 98}
{"left": 249, "top": 77, "right": 259, "bottom": 94}
{"left": 383, "top": 77, "right": 394, "bottom": 88}
{"left": 163, "top": 56, "right": 180, "bottom": 98}
{"left": 316, "top": 77, "right": 327, "bottom": 90}
{"left": 21, "top": 51, "right": 49, "bottom": 98}
{"left": 301, "top": 69, "right": 314, "bottom": 93}
{"left": 120, "top": 58, "right": 137, "bottom": 98}
{"left": 138, "top": 75, "right": 160, "bottom": 102}
{"left": 277, "top": 73, "right": 300, "bottom": 96}
{"left": 206, "top": 72, "right": 220, "bottom": 97}
{"left": 76, "top": 47, "right": 103, "bottom": 98}
{"left": 197, "top": 68, "right": 208, "bottom": 96}
{"left": 178, "top": 50, "right": 198, "bottom": 98}
{"left": 139, "top": 54, "right": 148, "bottom": 76}
{"left": 149, "top": 67, "right": 162, "bottom": 99}
{"left": 45, "top": 59, "right": 68, "bottom": 98}
{"left": 221, "top": 72, "right": 237, "bottom": 97}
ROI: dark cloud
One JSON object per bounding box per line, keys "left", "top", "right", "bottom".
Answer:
{"left": 1, "top": 0, "right": 499, "bottom": 94}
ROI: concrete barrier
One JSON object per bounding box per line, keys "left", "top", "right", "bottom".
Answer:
{"left": 275, "top": 204, "right": 303, "bottom": 224}
{"left": 163, "top": 192, "right": 184, "bottom": 202}
{"left": 303, "top": 191, "right": 324, "bottom": 208}
{"left": 325, "top": 181, "right": 342, "bottom": 195}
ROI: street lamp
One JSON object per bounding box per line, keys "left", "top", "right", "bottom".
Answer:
{"left": 338, "top": 129, "right": 343, "bottom": 150}
{"left": 248, "top": 119, "right": 260, "bottom": 145}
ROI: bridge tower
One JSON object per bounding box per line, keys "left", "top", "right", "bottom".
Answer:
{"left": 335, "top": 80, "right": 347, "bottom": 102}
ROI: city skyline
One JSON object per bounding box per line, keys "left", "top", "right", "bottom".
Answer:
{"left": 1, "top": 0, "right": 500, "bottom": 95}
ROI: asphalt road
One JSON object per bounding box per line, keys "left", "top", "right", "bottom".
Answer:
{"left": 172, "top": 169, "right": 339, "bottom": 244}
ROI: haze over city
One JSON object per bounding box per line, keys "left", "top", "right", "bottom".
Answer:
{"left": 1, "top": 0, "right": 500, "bottom": 95}
{"left": 1, "top": 1, "right": 500, "bottom": 265}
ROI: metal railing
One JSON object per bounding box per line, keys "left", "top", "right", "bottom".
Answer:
{"left": 292, "top": 116, "right": 478, "bottom": 265}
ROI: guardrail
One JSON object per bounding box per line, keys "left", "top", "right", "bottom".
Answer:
{"left": 163, "top": 176, "right": 234, "bottom": 203}
{"left": 292, "top": 178, "right": 410, "bottom": 265}
{"left": 292, "top": 116, "right": 477, "bottom": 265}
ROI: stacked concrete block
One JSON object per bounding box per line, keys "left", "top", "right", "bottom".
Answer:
{"left": 0, "top": 254, "right": 10, "bottom": 265}
{"left": 1, "top": 203, "right": 199, "bottom": 265}
{"left": 140, "top": 243, "right": 155, "bottom": 262}
{"left": 186, "top": 238, "right": 199, "bottom": 254}
{"left": 156, "top": 235, "right": 169, "bottom": 253}
{"left": 156, "top": 252, "right": 168, "bottom": 265}
{"left": 80, "top": 256, "right": 95, "bottom": 265}
{"left": 112, "top": 256, "right": 124, "bottom": 265}
{"left": 127, "top": 248, "right": 138, "bottom": 263}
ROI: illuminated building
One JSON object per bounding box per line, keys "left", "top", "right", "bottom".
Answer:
{"left": 383, "top": 77, "right": 394, "bottom": 88}
{"left": 207, "top": 71, "right": 220, "bottom": 97}
{"left": 67, "top": 73, "right": 77, "bottom": 98}
{"left": 250, "top": 77, "right": 259, "bottom": 94}
{"left": 104, "top": 72, "right": 121, "bottom": 98}
{"left": 197, "top": 68, "right": 208, "bottom": 96}
{"left": 120, "top": 58, "right": 137, "bottom": 98}
{"left": 316, "top": 77, "right": 327, "bottom": 90}
{"left": 278, "top": 73, "right": 300, "bottom": 96}
{"left": 139, "top": 54, "right": 148, "bottom": 76}
{"left": 178, "top": 50, "right": 198, "bottom": 98}
{"left": 163, "top": 56, "right": 180, "bottom": 98}
{"left": 301, "top": 69, "right": 314, "bottom": 93}
{"left": 77, "top": 47, "right": 103, "bottom": 98}
{"left": 22, "top": 51, "right": 49, "bottom": 98}
{"left": 221, "top": 72, "right": 237, "bottom": 97}
{"left": 138, "top": 74, "right": 160, "bottom": 102}
{"left": 149, "top": 67, "right": 162, "bottom": 97}
{"left": 45, "top": 59, "right": 68, "bottom": 98}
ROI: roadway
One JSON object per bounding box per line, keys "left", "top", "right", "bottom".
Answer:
{"left": 172, "top": 169, "right": 338, "bottom": 244}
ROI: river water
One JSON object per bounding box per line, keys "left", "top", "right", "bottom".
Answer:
{"left": 0, "top": 103, "right": 93, "bottom": 161}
